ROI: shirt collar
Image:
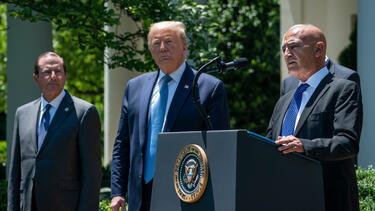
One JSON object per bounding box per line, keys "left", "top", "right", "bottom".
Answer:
{"left": 299, "top": 66, "right": 329, "bottom": 89}
{"left": 158, "top": 62, "right": 186, "bottom": 83}
{"left": 41, "top": 90, "right": 66, "bottom": 110}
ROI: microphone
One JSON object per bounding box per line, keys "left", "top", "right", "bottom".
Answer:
{"left": 205, "top": 58, "right": 249, "bottom": 73}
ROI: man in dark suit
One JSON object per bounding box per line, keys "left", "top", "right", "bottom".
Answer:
{"left": 8, "top": 52, "right": 102, "bottom": 211}
{"left": 110, "top": 21, "right": 230, "bottom": 211}
{"left": 266, "top": 24, "right": 362, "bottom": 211}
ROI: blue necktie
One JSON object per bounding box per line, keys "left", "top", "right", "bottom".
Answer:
{"left": 38, "top": 104, "right": 51, "bottom": 150}
{"left": 281, "top": 83, "right": 309, "bottom": 136}
{"left": 144, "top": 75, "right": 172, "bottom": 183}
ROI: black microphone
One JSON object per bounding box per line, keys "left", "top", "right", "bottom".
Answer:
{"left": 205, "top": 58, "right": 249, "bottom": 73}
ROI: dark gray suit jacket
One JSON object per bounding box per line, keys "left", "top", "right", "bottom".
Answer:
{"left": 267, "top": 73, "right": 362, "bottom": 211}
{"left": 8, "top": 91, "right": 102, "bottom": 211}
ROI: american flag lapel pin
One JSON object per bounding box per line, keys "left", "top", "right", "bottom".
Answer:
{"left": 184, "top": 84, "right": 189, "bottom": 89}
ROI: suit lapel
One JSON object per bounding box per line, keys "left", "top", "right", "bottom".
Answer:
{"left": 294, "top": 74, "right": 333, "bottom": 135}
{"left": 31, "top": 99, "right": 42, "bottom": 153}
{"left": 37, "top": 92, "right": 74, "bottom": 154}
{"left": 163, "top": 65, "right": 193, "bottom": 132}
{"left": 139, "top": 71, "right": 159, "bottom": 149}
{"left": 327, "top": 59, "right": 336, "bottom": 75}
{"left": 275, "top": 91, "right": 294, "bottom": 137}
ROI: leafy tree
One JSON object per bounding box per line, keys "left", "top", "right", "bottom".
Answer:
{"left": 53, "top": 27, "right": 105, "bottom": 117}
{"left": 4, "top": 0, "right": 280, "bottom": 134}
{"left": 0, "top": 4, "right": 6, "bottom": 114}
{"left": 206, "top": 0, "right": 280, "bottom": 132}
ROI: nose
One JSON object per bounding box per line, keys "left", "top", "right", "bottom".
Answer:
{"left": 50, "top": 70, "right": 57, "bottom": 79}
{"left": 283, "top": 47, "right": 292, "bottom": 59}
{"left": 160, "top": 41, "right": 168, "bottom": 52}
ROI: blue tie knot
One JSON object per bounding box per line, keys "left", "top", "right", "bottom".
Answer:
{"left": 163, "top": 75, "right": 172, "bottom": 85}
{"left": 296, "top": 83, "right": 309, "bottom": 95}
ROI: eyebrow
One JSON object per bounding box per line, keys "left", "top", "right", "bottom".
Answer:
{"left": 281, "top": 41, "right": 301, "bottom": 49}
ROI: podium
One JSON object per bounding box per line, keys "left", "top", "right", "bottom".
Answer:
{"left": 151, "top": 130, "right": 325, "bottom": 211}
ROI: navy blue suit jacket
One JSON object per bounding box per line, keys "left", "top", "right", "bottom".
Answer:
{"left": 111, "top": 64, "right": 230, "bottom": 210}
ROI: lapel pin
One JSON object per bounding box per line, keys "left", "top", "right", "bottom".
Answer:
{"left": 184, "top": 84, "right": 189, "bottom": 89}
{"left": 65, "top": 107, "right": 69, "bottom": 112}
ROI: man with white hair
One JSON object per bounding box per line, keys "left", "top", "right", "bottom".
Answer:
{"left": 110, "top": 21, "right": 230, "bottom": 211}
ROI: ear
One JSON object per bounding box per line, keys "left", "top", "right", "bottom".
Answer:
{"left": 33, "top": 73, "right": 39, "bottom": 85}
{"left": 314, "top": 41, "right": 325, "bottom": 58}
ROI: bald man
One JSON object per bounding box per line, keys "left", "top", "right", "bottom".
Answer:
{"left": 266, "top": 24, "right": 361, "bottom": 211}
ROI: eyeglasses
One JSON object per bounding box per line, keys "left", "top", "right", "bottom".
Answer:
{"left": 39, "top": 69, "right": 64, "bottom": 77}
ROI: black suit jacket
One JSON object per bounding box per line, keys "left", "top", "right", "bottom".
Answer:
{"left": 267, "top": 73, "right": 362, "bottom": 211}
{"left": 111, "top": 64, "right": 230, "bottom": 211}
{"left": 8, "top": 91, "right": 102, "bottom": 211}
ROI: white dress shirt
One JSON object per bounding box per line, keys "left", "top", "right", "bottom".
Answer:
{"left": 38, "top": 90, "right": 66, "bottom": 129}
{"left": 294, "top": 66, "right": 329, "bottom": 128}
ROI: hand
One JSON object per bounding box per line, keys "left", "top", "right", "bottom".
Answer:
{"left": 275, "top": 135, "right": 304, "bottom": 154}
{"left": 110, "top": 196, "right": 126, "bottom": 211}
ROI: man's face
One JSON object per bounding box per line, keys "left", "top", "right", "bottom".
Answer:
{"left": 33, "top": 56, "right": 66, "bottom": 102}
{"left": 149, "top": 28, "right": 187, "bottom": 74}
{"left": 282, "top": 29, "right": 315, "bottom": 79}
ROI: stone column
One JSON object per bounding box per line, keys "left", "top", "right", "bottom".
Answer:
{"left": 358, "top": 0, "right": 375, "bottom": 167}
{"left": 103, "top": 2, "right": 141, "bottom": 167}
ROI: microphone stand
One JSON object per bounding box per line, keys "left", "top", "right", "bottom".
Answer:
{"left": 192, "top": 56, "right": 223, "bottom": 130}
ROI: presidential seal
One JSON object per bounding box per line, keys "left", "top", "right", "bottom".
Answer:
{"left": 174, "top": 144, "right": 209, "bottom": 203}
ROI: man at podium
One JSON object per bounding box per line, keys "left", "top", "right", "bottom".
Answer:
{"left": 266, "top": 24, "right": 362, "bottom": 211}
{"left": 110, "top": 21, "right": 230, "bottom": 211}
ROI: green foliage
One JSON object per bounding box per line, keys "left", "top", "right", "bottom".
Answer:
{"left": 53, "top": 27, "right": 104, "bottom": 118}
{"left": 338, "top": 22, "right": 357, "bottom": 70}
{"left": 0, "top": 141, "right": 5, "bottom": 179}
{"left": 0, "top": 141, "right": 5, "bottom": 163}
{"left": 357, "top": 166, "right": 375, "bottom": 210}
{"left": 4, "top": 0, "right": 280, "bottom": 132}
{"left": 99, "top": 199, "right": 111, "bottom": 211}
{"left": 206, "top": 0, "right": 280, "bottom": 132}
{"left": 0, "top": 180, "right": 7, "bottom": 210}
{"left": 0, "top": 4, "right": 6, "bottom": 114}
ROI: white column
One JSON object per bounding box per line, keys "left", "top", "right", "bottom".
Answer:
{"left": 279, "top": 0, "right": 356, "bottom": 82}
{"left": 358, "top": 0, "right": 375, "bottom": 168}
{"left": 280, "top": 0, "right": 303, "bottom": 82}
{"left": 103, "top": 2, "right": 141, "bottom": 166}
{"left": 6, "top": 5, "right": 52, "bottom": 177}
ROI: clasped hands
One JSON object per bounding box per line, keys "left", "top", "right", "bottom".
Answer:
{"left": 275, "top": 135, "right": 304, "bottom": 154}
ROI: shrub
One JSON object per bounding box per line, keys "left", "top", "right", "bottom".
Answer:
{"left": 357, "top": 166, "right": 375, "bottom": 210}
{"left": 0, "top": 141, "right": 6, "bottom": 180}
{"left": 99, "top": 199, "right": 111, "bottom": 211}
{"left": 0, "top": 180, "right": 7, "bottom": 210}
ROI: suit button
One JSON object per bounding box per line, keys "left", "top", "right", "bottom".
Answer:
{"left": 138, "top": 175, "right": 142, "bottom": 179}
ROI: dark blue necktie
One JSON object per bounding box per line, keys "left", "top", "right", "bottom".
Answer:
{"left": 144, "top": 75, "right": 172, "bottom": 183}
{"left": 38, "top": 104, "right": 51, "bottom": 150}
{"left": 42, "top": 104, "right": 52, "bottom": 131}
{"left": 281, "top": 83, "right": 309, "bottom": 136}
